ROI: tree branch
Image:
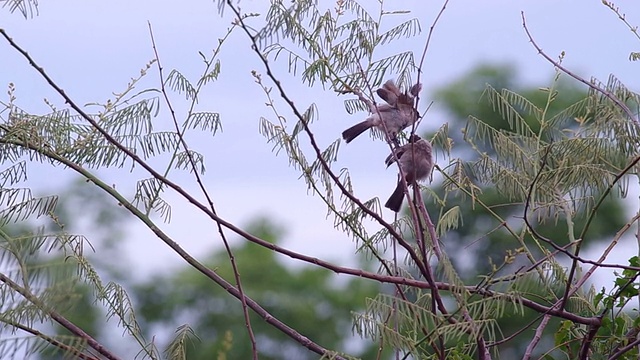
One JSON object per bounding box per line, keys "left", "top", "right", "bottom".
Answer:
{"left": 0, "top": 273, "right": 119, "bottom": 360}
{"left": 521, "top": 11, "right": 638, "bottom": 124}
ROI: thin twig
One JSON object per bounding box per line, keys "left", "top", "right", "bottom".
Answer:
{"left": 0, "top": 273, "right": 120, "bottom": 360}
{"left": 487, "top": 313, "right": 545, "bottom": 348}
{"left": 408, "top": 0, "right": 449, "bottom": 183}
{"left": 3, "top": 318, "right": 99, "bottom": 360}
{"left": 147, "top": 23, "right": 258, "bottom": 360}
{"left": 414, "top": 191, "right": 441, "bottom": 258}
{"left": 609, "top": 336, "right": 640, "bottom": 360}
{"left": 579, "top": 272, "right": 640, "bottom": 358}
{"left": 415, "top": 0, "right": 449, "bottom": 113}
{"left": 571, "top": 212, "right": 640, "bottom": 293}
{"left": 522, "top": 314, "right": 551, "bottom": 360}
{"left": 392, "top": 231, "right": 400, "bottom": 360}
{"left": 521, "top": 11, "right": 638, "bottom": 124}
{"left": 145, "top": 18, "right": 238, "bottom": 213}
{"left": 483, "top": 243, "right": 571, "bottom": 288}
{"left": 468, "top": 285, "right": 598, "bottom": 326}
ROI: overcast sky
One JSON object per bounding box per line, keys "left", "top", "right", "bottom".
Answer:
{"left": 2, "top": 0, "right": 639, "bottom": 282}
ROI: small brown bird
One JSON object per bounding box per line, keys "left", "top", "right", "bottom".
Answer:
{"left": 384, "top": 134, "right": 433, "bottom": 212}
{"left": 342, "top": 80, "right": 422, "bottom": 144}
{"left": 376, "top": 80, "right": 421, "bottom": 108}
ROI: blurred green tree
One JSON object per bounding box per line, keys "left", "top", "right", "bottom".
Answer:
{"left": 134, "top": 217, "right": 383, "bottom": 360}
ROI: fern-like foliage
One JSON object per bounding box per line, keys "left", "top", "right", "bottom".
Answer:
{"left": 465, "top": 83, "right": 629, "bottom": 219}
{"left": 0, "top": 15, "right": 236, "bottom": 357}
{"left": 164, "top": 324, "right": 199, "bottom": 360}
{"left": 1, "top": 0, "right": 38, "bottom": 18}
{"left": 256, "top": 0, "right": 420, "bottom": 92}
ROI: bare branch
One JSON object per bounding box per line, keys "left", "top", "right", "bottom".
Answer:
{"left": 521, "top": 11, "right": 638, "bottom": 124}
{"left": 147, "top": 23, "right": 259, "bottom": 359}
{"left": 0, "top": 273, "right": 120, "bottom": 360}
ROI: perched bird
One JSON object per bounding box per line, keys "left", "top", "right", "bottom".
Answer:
{"left": 384, "top": 134, "right": 433, "bottom": 212}
{"left": 341, "top": 80, "right": 422, "bottom": 144}
{"left": 376, "top": 80, "right": 421, "bottom": 108}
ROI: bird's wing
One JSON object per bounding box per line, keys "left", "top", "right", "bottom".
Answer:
{"left": 385, "top": 143, "right": 410, "bottom": 167}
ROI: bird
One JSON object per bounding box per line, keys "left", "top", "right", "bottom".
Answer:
{"left": 384, "top": 134, "right": 433, "bottom": 212}
{"left": 341, "top": 80, "right": 422, "bottom": 144}
{"left": 376, "top": 79, "right": 421, "bottom": 108}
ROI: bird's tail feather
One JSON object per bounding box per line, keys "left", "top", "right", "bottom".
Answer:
{"left": 342, "top": 121, "right": 372, "bottom": 143}
{"left": 385, "top": 181, "right": 405, "bottom": 212}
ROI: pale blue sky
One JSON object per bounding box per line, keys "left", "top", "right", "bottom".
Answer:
{"left": 2, "top": 1, "right": 639, "bottom": 279}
